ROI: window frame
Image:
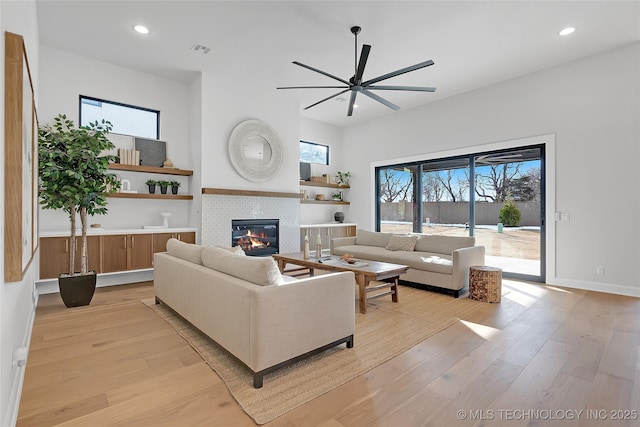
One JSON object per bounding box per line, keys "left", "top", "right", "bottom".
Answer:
{"left": 79, "top": 95, "right": 160, "bottom": 139}
{"left": 299, "top": 140, "right": 330, "bottom": 165}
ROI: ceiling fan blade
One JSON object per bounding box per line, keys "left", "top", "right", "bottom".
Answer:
{"left": 367, "top": 85, "right": 437, "bottom": 92}
{"left": 361, "top": 89, "right": 400, "bottom": 111}
{"left": 293, "top": 61, "right": 351, "bottom": 85}
{"left": 362, "top": 60, "right": 434, "bottom": 86}
{"left": 303, "top": 89, "right": 350, "bottom": 110}
{"left": 277, "top": 86, "right": 349, "bottom": 90}
{"left": 347, "top": 91, "right": 358, "bottom": 116}
{"left": 355, "top": 44, "right": 371, "bottom": 83}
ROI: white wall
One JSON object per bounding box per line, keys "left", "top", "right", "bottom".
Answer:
{"left": 343, "top": 42, "right": 640, "bottom": 296}
{"left": 1, "top": 2, "right": 40, "bottom": 425}
{"left": 199, "top": 71, "right": 299, "bottom": 193}
{"left": 37, "top": 46, "right": 194, "bottom": 231}
{"left": 299, "top": 117, "right": 348, "bottom": 225}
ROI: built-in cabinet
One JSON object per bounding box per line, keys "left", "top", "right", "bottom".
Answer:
{"left": 39, "top": 236, "right": 101, "bottom": 280}
{"left": 39, "top": 229, "right": 197, "bottom": 279}
{"left": 153, "top": 232, "right": 196, "bottom": 253}
{"left": 299, "top": 181, "right": 350, "bottom": 205}
{"left": 102, "top": 234, "right": 154, "bottom": 273}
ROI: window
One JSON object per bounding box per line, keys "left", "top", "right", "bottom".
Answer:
{"left": 299, "top": 140, "right": 329, "bottom": 165}
{"left": 79, "top": 96, "right": 160, "bottom": 139}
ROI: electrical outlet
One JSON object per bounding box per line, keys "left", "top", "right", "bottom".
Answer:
{"left": 596, "top": 266, "right": 604, "bottom": 276}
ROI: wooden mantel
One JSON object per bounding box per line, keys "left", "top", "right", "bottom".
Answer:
{"left": 202, "top": 188, "right": 302, "bottom": 199}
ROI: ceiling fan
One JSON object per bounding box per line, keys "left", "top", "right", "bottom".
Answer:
{"left": 277, "top": 26, "right": 437, "bottom": 116}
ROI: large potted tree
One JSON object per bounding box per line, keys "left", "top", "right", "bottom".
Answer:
{"left": 39, "top": 114, "right": 120, "bottom": 307}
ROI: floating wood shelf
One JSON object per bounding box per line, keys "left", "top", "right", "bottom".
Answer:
{"left": 107, "top": 193, "right": 193, "bottom": 200}
{"left": 299, "top": 180, "right": 349, "bottom": 189}
{"left": 300, "top": 200, "right": 350, "bottom": 205}
{"left": 108, "top": 164, "right": 193, "bottom": 176}
{"left": 202, "top": 188, "right": 301, "bottom": 199}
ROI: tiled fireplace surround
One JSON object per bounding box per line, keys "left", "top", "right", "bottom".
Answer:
{"left": 201, "top": 192, "right": 300, "bottom": 253}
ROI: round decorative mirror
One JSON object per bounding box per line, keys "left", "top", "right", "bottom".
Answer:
{"left": 228, "top": 119, "right": 283, "bottom": 182}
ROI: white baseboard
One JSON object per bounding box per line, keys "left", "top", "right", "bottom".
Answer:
{"left": 548, "top": 277, "right": 640, "bottom": 298}
{"left": 36, "top": 270, "right": 154, "bottom": 295}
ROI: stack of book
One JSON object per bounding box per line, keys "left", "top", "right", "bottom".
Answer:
{"left": 118, "top": 149, "right": 140, "bottom": 166}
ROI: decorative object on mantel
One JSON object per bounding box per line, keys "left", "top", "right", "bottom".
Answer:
{"left": 163, "top": 158, "right": 174, "bottom": 168}
{"left": 39, "top": 114, "right": 120, "bottom": 307}
{"left": 315, "top": 194, "right": 325, "bottom": 201}
{"left": 169, "top": 180, "right": 181, "bottom": 195}
{"left": 336, "top": 171, "right": 351, "bottom": 186}
{"left": 334, "top": 211, "right": 345, "bottom": 223}
{"left": 158, "top": 180, "right": 169, "bottom": 194}
{"left": 135, "top": 137, "right": 166, "bottom": 167}
{"left": 160, "top": 212, "right": 171, "bottom": 228}
{"left": 228, "top": 119, "right": 283, "bottom": 182}
{"left": 145, "top": 179, "right": 157, "bottom": 194}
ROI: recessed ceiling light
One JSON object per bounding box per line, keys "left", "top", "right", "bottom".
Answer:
{"left": 559, "top": 27, "right": 575, "bottom": 36}
{"left": 133, "top": 25, "right": 149, "bottom": 35}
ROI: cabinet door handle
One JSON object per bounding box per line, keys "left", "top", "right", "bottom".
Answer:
{"left": 124, "top": 236, "right": 127, "bottom": 249}
{"left": 131, "top": 235, "right": 135, "bottom": 249}
{"left": 65, "top": 239, "right": 69, "bottom": 253}
{"left": 177, "top": 234, "right": 181, "bottom": 241}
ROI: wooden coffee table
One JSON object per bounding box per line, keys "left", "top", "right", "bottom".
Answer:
{"left": 273, "top": 252, "right": 409, "bottom": 314}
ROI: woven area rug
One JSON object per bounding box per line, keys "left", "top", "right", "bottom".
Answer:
{"left": 143, "top": 286, "right": 487, "bottom": 424}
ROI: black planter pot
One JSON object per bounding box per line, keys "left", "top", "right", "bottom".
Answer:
{"left": 171, "top": 186, "right": 179, "bottom": 195}
{"left": 334, "top": 211, "right": 345, "bottom": 223}
{"left": 160, "top": 186, "right": 168, "bottom": 194}
{"left": 148, "top": 185, "right": 156, "bottom": 194}
{"left": 58, "top": 271, "right": 97, "bottom": 308}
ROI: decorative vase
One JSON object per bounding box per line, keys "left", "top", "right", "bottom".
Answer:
{"left": 58, "top": 271, "right": 97, "bottom": 308}
{"left": 303, "top": 235, "right": 310, "bottom": 259}
{"left": 334, "top": 212, "right": 345, "bottom": 223}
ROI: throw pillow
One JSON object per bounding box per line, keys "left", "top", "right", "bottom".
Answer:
{"left": 166, "top": 238, "right": 203, "bottom": 265}
{"left": 385, "top": 234, "right": 419, "bottom": 251}
{"left": 201, "top": 246, "right": 283, "bottom": 286}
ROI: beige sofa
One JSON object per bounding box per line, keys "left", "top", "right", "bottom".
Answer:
{"left": 331, "top": 229, "right": 485, "bottom": 298}
{"left": 154, "top": 239, "right": 355, "bottom": 388}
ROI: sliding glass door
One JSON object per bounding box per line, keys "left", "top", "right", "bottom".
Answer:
{"left": 376, "top": 144, "right": 545, "bottom": 282}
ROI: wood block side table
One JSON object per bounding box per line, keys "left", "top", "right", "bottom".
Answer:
{"left": 469, "top": 266, "right": 502, "bottom": 303}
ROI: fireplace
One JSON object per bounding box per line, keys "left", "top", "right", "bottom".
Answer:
{"left": 231, "top": 219, "right": 279, "bottom": 256}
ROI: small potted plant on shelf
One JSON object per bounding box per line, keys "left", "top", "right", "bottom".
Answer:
{"left": 39, "top": 114, "right": 120, "bottom": 307}
{"left": 169, "top": 180, "right": 181, "bottom": 195}
{"left": 145, "top": 179, "right": 157, "bottom": 194}
{"left": 158, "top": 180, "right": 169, "bottom": 194}
{"left": 331, "top": 191, "right": 343, "bottom": 201}
{"left": 336, "top": 171, "right": 351, "bottom": 186}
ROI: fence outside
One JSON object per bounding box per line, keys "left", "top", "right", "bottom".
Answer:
{"left": 380, "top": 201, "right": 540, "bottom": 226}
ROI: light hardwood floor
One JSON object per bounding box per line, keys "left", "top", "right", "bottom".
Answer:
{"left": 18, "top": 280, "right": 640, "bottom": 426}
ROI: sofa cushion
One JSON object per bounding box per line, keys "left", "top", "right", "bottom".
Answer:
{"left": 415, "top": 235, "right": 475, "bottom": 254}
{"left": 166, "top": 238, "right": 203, "bottom": 265}
{"left": 216, "top": 245, "right": 246, "bottom": 256}
{"left": 201, "top": 246, "right": 284, "bottom": 286}
{"left": 383, "top": 251, "right": 453, "bottom": 275}
{"left": 331, "top": 245, "right": 393, "bottom": 260}
{"left": 385, "top": 234, "right": 419, "bottom": 251}
{"left": 355, "top": 229, "right": 391, "bottom": 248}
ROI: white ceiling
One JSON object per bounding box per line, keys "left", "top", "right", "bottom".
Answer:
{"left": 36, "top": 1, "right": 640, "bottom": 127}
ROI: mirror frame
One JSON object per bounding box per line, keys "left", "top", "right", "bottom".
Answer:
{"left": 228, "top": 119, "right": 283, "bottom": 182}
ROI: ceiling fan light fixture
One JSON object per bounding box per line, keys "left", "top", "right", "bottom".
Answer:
{"left": 277, "top": 26, "right": 436, "bottom": 117}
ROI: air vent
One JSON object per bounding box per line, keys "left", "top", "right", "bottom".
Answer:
{"left": 190, "top": 42, "right": 211, "bottom": 54}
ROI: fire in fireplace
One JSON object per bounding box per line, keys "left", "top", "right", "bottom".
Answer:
{"left": 231, "top": 219, "right": 279, "bottom": 256}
